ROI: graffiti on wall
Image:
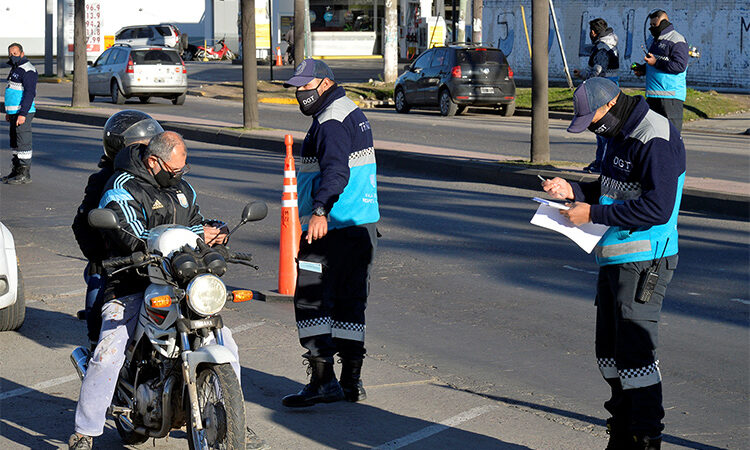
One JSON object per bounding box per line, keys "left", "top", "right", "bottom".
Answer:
{"left": 483, "top": 0, "right": 750, "bottom": 90}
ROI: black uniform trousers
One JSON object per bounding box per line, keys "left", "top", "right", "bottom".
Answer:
{"left": 595, "top": 255, "right": 677, "bottom": 437}
{"left": 293, "top": 224, "right": 376, "bottom": 363}
{"left": 9, "top": 113, "right": 34, "bottom": 158}
{"left": 646, "top": 97, "right": 683, "bottom": 133}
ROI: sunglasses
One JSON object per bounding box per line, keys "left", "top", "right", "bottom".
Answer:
{"left": 156, "top": 157, "right": 190, "bottom": 177}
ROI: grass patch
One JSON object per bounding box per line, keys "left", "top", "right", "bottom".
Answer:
{"left": 514, "top": 87, "right": 750, "bottom": 122}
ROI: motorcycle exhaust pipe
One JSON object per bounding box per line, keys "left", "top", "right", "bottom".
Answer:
{"left": 70, "top": 346, "right": 91, "bottom": 380}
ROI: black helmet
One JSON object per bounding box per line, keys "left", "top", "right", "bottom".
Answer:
{"left": 102, "top": 110, "right": 164, "bottom": 160}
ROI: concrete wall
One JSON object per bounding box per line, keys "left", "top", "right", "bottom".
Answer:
{"left": 483, "top": 0, "right": 750, "bottom": 91}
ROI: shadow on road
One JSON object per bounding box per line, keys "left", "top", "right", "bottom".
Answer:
{"left": 240, "top": 366, "right": 528, "bottom": 449}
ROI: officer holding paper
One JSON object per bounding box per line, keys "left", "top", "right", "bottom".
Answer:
{"left": 541, "top": 77, "right": 685, "bottom": 450}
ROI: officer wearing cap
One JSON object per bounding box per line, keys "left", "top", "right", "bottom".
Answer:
{"left": 540, "top": 77, "right": 685, "bottom": 450}
{"left": 281, "top": 59, "right": 379, "bottom": 408}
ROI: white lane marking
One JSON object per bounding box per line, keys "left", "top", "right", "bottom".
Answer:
{"left": 730, "top": 298, "right": 750, "bottom": 305}
{"left": 230, "top": 321, "right": 266, "bottom": 333}
{"left": 563, "top": 265, "right": 598, "bottom": 275}
{"left": 0, "top": 374, "right": 79, "bottom": 401}
{"left": 373, "top": 404, "right": 499, "bottom": 449}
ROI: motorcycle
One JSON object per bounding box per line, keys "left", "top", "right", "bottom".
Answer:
{"left": 195, "top": 39, "right": 235, "bottom": 61}
{"left": 70, "top": 201, "right": 268, "bottom": 449}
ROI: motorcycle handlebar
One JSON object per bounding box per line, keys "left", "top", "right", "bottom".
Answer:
{"left": 101, "top": 252, "right": 149, "bottom": 270}
{"left": 229, "top": 252, "right": 253, "bottom": 262}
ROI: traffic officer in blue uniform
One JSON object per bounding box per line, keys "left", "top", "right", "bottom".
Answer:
{"left": 632, "top": 10, "right": 689, "bottom": 133}
{"left": 281, "top": 59, "right": 379, "bottom": 407}
{"left": 542, "top": 78, "right": 686, "bottom": 450}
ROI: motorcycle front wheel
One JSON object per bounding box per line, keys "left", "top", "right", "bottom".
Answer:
{"left": 187, "top": 364, "right": 245, "bottom": 449}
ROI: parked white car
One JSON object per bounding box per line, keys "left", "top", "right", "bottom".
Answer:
{"left": 0, "top": 222, "right": 24, "bottom": 331}
{"left": 114, "top": 24, "right": 182, "bottom": 50}
{"left": 88, "top": 45, "right": 188, "bottom": 105}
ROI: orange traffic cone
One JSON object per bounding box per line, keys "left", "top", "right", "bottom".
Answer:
{"left": 278, "top": 134, "right": 301, "bottom": 296}
{"left": 275, "top": 46, "right": 283, "bottom": 66}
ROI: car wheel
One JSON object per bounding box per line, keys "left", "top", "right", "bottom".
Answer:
{"left": 138, "top": 96, "right": 151, "bottom": 104}
{"left": 394, "top": 89, "right": 410, "bottom": 114}
{"left": 110, "top": 80, "right": 125, "bottom": 105}
{"left": 439, "top": 89, "right": 458, "bottom": 117}
{"left": 88, "top": 93, "right": 95, "bottom": 102}
{"left": 500, "top": 100, "right": 515, "bottom": 117}
{"left": 0, "top": 266, "right": 25, "bottom": 332}
{"left": 456, "top": 105, "right": 467, "bottom": 115}
{"left": 172, "top": 92, "right": 186, "bottom": 105}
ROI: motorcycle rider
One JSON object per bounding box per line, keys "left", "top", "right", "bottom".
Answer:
{"left": 71, "top": 110, "right": 164, "bottom": 349}
{"left": 68, "top": 131, "right": 240, "bottom": 449}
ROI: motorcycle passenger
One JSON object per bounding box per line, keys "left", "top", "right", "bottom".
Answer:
{"left": 68, "top": 132, "right": 240, "bottom": 450}
{"left": 71, "top": 110, "right": 164, "bottom": 349}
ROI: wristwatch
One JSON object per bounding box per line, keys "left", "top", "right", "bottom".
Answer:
{"left": 312, "top": 206, "right": 327, "bottom": 217}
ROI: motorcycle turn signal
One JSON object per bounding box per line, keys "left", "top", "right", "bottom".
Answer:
{"left": 231, "top": 290, "right": 254, "bottom": 302}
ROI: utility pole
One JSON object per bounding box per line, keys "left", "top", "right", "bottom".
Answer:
{"left": 530, "top": 0, "right": 549, "bottom": 163}
{"left": 384, "top": 0, "right": 397, "bottom": 82}
{"left": 56, "top": 0, "right": 64, "bottom": 77}
{"left": 451, "top": 0, "right": 457, "bottom": 42}
{"left": 44, "top": 0, "right": 54, "bottom": 76}
{"left": 457, "top": 0, "right": 467, "bottom": 42}
{"left": 472, "top": 0, "right": 482, "bottom": 43}
{"left": 71, "top": 0, "right": 88, "bottom": 107}
{"left": 241, "top": 0, "right": 259, "bottom": 129}
{"left": 294, "top": 0, "right": 305, "bottom": 65}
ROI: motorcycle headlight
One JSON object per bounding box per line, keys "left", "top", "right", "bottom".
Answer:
{"left": 186, "top": 274, "right": 227, "bottom": 316}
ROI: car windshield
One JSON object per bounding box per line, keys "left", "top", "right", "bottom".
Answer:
{"left": 131, "top": 49, "right": 181, "bottom": 65}
{"left": 456, "top": 49, "right": 507, "bottom": 65}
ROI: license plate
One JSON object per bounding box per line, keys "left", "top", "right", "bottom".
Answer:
{"left": 480, "top": 87, "right": 494, "bottom": 94}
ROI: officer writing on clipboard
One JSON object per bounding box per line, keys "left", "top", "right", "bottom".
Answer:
{"left": 541, "top": 78, "right": 685, "bottom": 450}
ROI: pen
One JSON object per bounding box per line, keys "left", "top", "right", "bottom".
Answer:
{"left": 537, "top": 174, "right": 546, "bottom": 182}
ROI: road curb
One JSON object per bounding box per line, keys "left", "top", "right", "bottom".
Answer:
{"left": 33, "top": 106, "right": 748, "bottom": 219}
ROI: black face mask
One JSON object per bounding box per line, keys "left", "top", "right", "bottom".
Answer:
{"left": 649, "top": 20, "right": 670, "bottom": 38}
{"left": 7, "top": 55, "right": 22, "bottom": 66}
{"left": 296, "top": 80, "right": 325, "bottom": 116}
{"left": 588, "top": 111, "right": 621, "bottom": 138}
{"left": 153, "top": 159, "right": 183, "bottom": 188}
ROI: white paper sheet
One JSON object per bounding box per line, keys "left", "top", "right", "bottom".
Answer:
{"left": 530, "top": 204, "right": 610, "bottom": 254}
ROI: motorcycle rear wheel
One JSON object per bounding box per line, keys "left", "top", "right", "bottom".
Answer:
{"left": 187, "top": 364, "right": 245, "bottom": 450}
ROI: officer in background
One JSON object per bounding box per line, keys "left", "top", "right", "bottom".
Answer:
{"left": 574, "top": 18, "right": 620, "bottom": 174}
{"left": 281, "top": 59, "right": 379, "bottom": 408}
{"left": 542, "top": 78, "right": 685, "bottom": 450}
{"left": 3, "top": 42, "right": 37, "bottom": 184}
{"left": 632, "top": 9, "right": 689, "bottom": 133}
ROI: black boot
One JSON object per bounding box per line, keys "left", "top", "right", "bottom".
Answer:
{"left": 339, "top": 358, "right": 366, "bottom": 402}
{"left": 631, "top": 434, "right": 662, "bottom": 450}
{"left": 1, "top": 156, "right": 19, "bottom": 182}
{"left": 605, "top": 417, "right": 632, "bottom": 450}
{"left": 6, "top": 159, "right": 30, "bottom": 184}
{"left": 282, "top": 357, "right": 344, "bottom": 407}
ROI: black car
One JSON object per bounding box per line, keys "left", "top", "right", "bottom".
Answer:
{"left": 394, "top": 44, "right": 516, "bottom": 117}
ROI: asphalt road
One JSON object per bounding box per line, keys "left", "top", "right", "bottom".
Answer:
{"left": 0, "top": 119, "right": 747, "bottom": 448}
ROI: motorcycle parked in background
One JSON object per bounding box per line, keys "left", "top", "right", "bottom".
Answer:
{"left": 195, "top": 39, "right": 235, "bottom": 61}
{"left": 71, "top": 202, "right": 267, "bottom": 449}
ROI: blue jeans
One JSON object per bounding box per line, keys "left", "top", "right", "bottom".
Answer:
{"left": 83, "top": 264, "right": 106, "bottom": 342}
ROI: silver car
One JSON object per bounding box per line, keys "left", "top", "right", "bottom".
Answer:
{"left": 0, "top": 221, "right": 24, "bottom": 331}
{"left": 88, "top": 45, "right": 188, "bottom": 105}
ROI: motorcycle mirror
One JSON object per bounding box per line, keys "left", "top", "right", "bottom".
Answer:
{"left": 225, "top": 202, "right": 268, "bottom": 243}
{"left": 88, "top": 208, "right": 120, "bottom": 230}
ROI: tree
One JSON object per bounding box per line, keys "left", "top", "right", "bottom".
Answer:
{"left": 383, "top": 0, "right": 398, "bottom": 83}
{"left": 71, "top": 0, "right": 88, "bottom": 107}
{"left": 531, "top": 0, "right": 549, "bottom": 162}
{"left": 294, "top": 0, "right": 305, "bottom": 65}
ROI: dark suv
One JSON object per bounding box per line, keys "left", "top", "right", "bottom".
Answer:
{"left": 394, "top": 44, "right": 516, "bottom": 117}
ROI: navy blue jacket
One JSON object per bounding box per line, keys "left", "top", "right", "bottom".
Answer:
{"left": 298, "top": 85, "right": 379, "bottom": 230}
{"left": 571, "top": 96, "right": 686, "bottom": 265}
{"left": 4, "top": 57, "right": 37, "bottom": 115}
{"left": 646, "top": 24, "right": 689, "bottom": 100}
